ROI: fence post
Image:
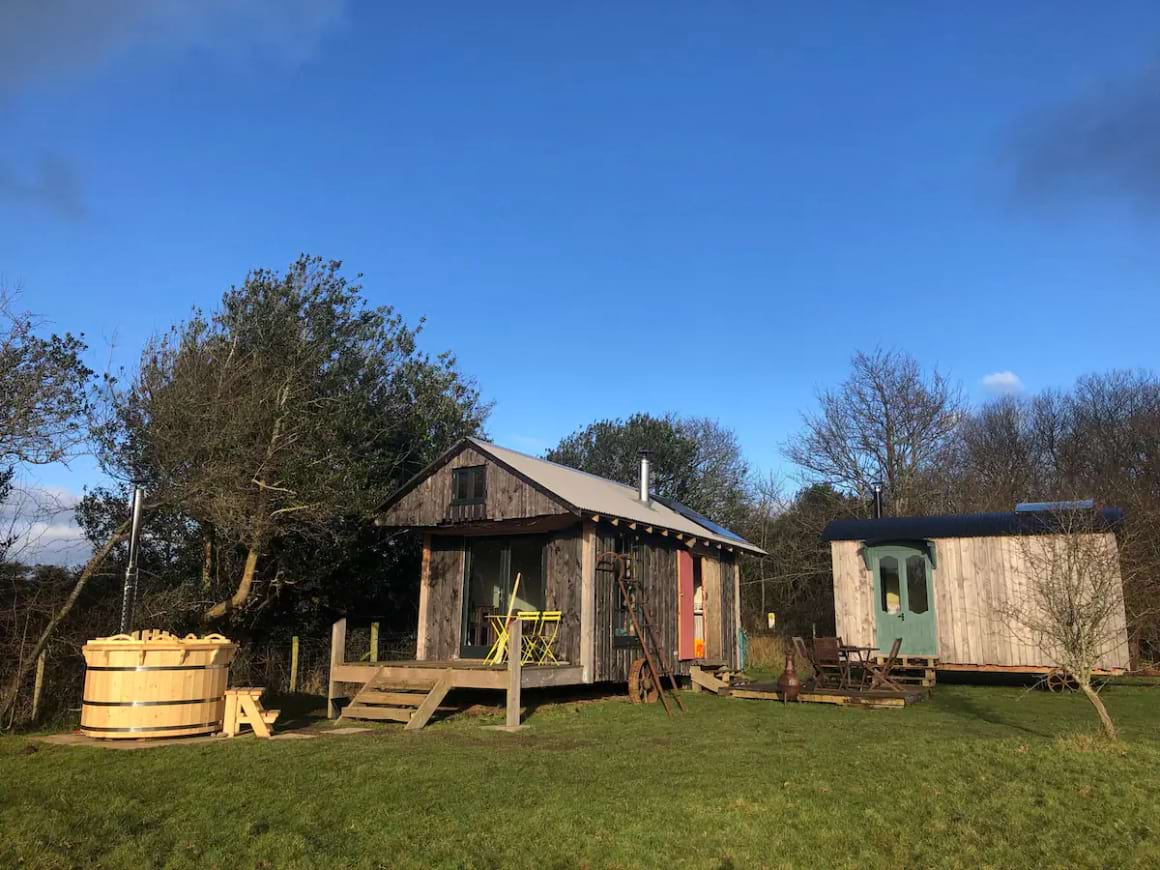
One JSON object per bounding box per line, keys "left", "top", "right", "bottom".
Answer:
{"left": 31, "top": 650, "right": 46, "bottom": 722}
{"left": 327, "top": 617, "right": 347, "bottom": 719}
{"left": 370, "top": 621, "right": 379, "bottom": 663}
{"left": 289, "top": 636, "right": 299, "bottom": 693}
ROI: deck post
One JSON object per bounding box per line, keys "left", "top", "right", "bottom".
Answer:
{"left": 506, "top": 618, "right": 522, "bottom": 728}
{"left": 370, "top": 621, "right": 379, "bottom": 663}
{"left": 327, "top": 617, "right": 347, "bottom": 719}
{"left": 290, "top": 635, "right": 299, "bottom": 693}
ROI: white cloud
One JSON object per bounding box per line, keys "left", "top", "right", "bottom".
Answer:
{"left": 0, "top": 0, "right": 348, "bottom": 93}
{"left": 0, "top": 484, "right": 91, "bottom": 566}
{"left": 981, "top": 370, "right": 1025, "bottom": 395}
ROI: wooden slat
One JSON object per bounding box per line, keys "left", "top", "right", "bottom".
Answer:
{"left": 405, "top": 675, "right": 452, "bottom": 731}
{"left": 344, "top": 705, "right": 413, "bottom": 722}
{"left": 358, "top": 690, "right": 429, "bottom": 706}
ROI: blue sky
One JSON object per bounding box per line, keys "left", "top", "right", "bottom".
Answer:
{"left": 4, "top": 2, "right": 1160, "bottom": 533}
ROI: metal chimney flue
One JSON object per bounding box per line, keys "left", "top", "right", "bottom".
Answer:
{"left": 119, "top": 485, "right": 145, "bottom": 634}
{"left": 638, "top": 449, "right": 651, "bottom": 505}
{"left": 872, "top": 481, "right": 883, "bottom": 519}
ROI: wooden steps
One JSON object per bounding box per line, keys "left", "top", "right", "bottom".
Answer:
{"left": 338, "top": 668, "right": 452, "bottom": 730}
{"left": 689, "top": 663, "right": 739, "bottom": 695}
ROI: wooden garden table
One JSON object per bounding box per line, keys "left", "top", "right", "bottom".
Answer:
{"left": 839, "top": 644, "right": 878, "bottom": 690}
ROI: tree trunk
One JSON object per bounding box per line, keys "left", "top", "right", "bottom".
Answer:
{"left": 1079, "top": 680, "right": 1118, "bottom": 741}
{"left": 204, "top": 541, "right": 261, "bottom": 621}
{"left": 200, "top": 524, "right": 214, "bottom": 592}
{"left": 0, "top": 522, "right": 130, "bottom": 726}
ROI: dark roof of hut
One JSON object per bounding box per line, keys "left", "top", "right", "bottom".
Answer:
{"left": 820, "top": 507, "right": 1124, "bottom": 543}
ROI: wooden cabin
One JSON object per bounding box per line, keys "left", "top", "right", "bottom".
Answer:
{"left": 373, "top": 438, "right": 764, "bottom": 687}
{"left": 821, "top": 508, "right": 1131, "bottom": 673}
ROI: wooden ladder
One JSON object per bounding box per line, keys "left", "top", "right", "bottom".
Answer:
{"left": 600, "top": 551, "right": 686, "bottom": 717}
{"left": 338, "top": 668, "right": 453, "bottom": 731}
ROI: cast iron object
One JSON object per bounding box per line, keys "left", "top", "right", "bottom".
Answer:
{"left": 777, "top": 652, "right": 802, "bottom": 703}
{"left": 628, "top": 657, "right": 660, "bottom": 704}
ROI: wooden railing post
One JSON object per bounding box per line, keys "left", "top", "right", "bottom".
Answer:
{"left": 289, "top": 636, "right": 299, "bottom": 693}
{"left": 506, "top": 618, "right": 522, "bottom": 729}
{"left": 369, "top": 621, "right": 379, "bottom": 663}
{"left": 327, "top": 617, "right": 347, "bottom": 719}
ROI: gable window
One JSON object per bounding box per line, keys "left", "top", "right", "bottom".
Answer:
{"left": 451, "top": 465, "right": 486, "bottom": 505}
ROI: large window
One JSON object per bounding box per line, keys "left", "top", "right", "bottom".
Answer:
{"left": 460, "top": 534, "right": 546, "bottom": 657}
{"left": 611, "top": 534, "right": 642, "bottom": 648}
{"left": 451, "top": 465, "right": 486, "bottom": 505}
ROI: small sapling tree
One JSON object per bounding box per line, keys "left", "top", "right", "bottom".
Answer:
{"left": 999, "top": 509, "right": 1130, "bottom": 740}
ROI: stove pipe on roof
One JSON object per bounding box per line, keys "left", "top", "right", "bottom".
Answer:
{"left": 639, "top": 449, "right": 651, "bottom": 505}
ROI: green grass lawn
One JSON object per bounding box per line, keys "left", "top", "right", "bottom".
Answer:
{"left": 2, "top": 682, "right": 1159, "bottom": 869}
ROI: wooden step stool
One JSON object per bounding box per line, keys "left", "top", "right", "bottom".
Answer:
{"left": 223, "top": 687, "right": 280, "bottom": 739}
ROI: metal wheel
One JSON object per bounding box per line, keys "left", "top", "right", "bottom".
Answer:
{"left": 628, "top": 657, "right": 660, "bottom": 704}
{"left": 1046, "top": 669, "right": 1077, "bottom": 693}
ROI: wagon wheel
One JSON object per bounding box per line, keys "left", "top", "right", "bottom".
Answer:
{"left": 1046, "top": 669, "right": 1077, "bottom": 693}
{"left": 628, "top": 657, "right": 660, "bottom": 704}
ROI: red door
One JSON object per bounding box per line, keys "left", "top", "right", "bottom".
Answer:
{"left": 677, "top": 550, "right": 695, "bottom": 660}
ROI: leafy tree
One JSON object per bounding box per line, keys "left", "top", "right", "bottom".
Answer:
{"left": 98, "top": 255, "right": 489, "bottom": 622}
{"left": 0, "top": 290, "right": 92, "bottom": 561}
{"left": 546, "top": 412, "right": 750, "bottom": 529}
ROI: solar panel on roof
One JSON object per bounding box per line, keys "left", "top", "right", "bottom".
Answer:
{"left": 1015, "top": 499, "right": 1095, "bottom": 513}
{"left": 651, "top": 494, "right": 748, "bottom": 543}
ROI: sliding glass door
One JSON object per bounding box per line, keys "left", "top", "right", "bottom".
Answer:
{"left": 460, "top": 534, "right": 546, "bottom": 658}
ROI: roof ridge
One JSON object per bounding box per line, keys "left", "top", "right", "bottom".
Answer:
{"left": 469, "top": 436, "right": 644, "bottom": 497}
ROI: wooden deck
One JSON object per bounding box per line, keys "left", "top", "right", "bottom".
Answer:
{"left": 329, "top": 660, "right": 585, "bottom": 690}
{"left": 328, "top": 617, "right": 584, "bottom": 729}
{"left": 725, "top": 681, "right": 929, "bottom": 708}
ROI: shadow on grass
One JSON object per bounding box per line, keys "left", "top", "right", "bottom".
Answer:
{"left": 933, "top": 685, "right": 1056, "bottom": 737}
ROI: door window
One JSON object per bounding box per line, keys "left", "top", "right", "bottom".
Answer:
{"left": 906, "top": 555, "right": 929, "bottom": 614}
{"left": 879, "top": 555, "right": 901, "bottom": 614}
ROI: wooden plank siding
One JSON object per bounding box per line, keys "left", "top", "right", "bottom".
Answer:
{"left": 545, "top": 526, "right": 584, "bottom": 667}
{"left": 830, "top": 533, "right": 1130, "bottom": 670}
{"left": 415, "top": 519, "right": 739, "bottom": 680}
{"left": 381, "top": 447, "right": 571, "bottom": 527}
{"left": 592, "top": 527, "right": 735, "bottom": 683}
{"left": 421, "top": 536, "right": 464, "bottom": 660}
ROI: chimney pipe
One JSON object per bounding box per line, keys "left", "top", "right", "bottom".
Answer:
{"left": 638, "top": 449, "right": 651, "bottom": 505}
{"left": 872, "top": 481, "right": 883, "bottom": 519}
{"left": 119, "top": 485, "right": 145, "bottom": 634}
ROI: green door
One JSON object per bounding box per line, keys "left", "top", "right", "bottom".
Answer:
{"left": 871, "top": 545, "right": 937, "bottom": 656}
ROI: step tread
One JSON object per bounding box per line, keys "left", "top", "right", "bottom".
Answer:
{"left": 344, "top": 705, "right": 413, "bottom": 722}
{"left": 356, "top": 690, "right": 429, "bottom": 706}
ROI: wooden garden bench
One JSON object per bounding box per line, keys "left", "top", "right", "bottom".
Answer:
{"left": 223, "top": 687, "right": 280, "bottom": 739}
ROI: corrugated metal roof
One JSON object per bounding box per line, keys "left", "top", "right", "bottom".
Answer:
{"left": 820, "top": 508, "right": 1124, "bottom": 543}
{"left": 469, "top": 438, "right": 766, "bottom": 555}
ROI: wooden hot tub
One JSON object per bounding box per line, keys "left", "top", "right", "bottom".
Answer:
{"left": 80, "top": 630, "right": 237, "bottom": 739}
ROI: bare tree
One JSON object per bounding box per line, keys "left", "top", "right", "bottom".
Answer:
{"left": 784, "top": 348, "right": 964, "bottom": 515}
{"left": 998, "top": 511, "right": 1131, "bottom": 740}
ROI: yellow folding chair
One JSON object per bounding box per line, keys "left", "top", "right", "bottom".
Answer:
{"left": 516, "top": 611, "right": 542, "bottom": 663}
{"left": 483, "top": 573, "right": 521, "bottom": 665}
{"left": 535, "top": 611, "right": 562, "bottom": 665}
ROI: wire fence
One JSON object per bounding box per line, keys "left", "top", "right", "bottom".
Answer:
{"left": 2, "top": 626, "right": 418, "bottom": 730}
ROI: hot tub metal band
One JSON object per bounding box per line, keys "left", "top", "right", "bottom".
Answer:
{"left": 80, "top": 722, "right": 221, "bottom": 733}
{"left": 82, "top": 696, "right": 221, "bottom": 707}
{"left": 85, "top": 664, "right": 231, "bottom": 672}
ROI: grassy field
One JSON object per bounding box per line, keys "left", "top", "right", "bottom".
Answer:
{"left": 2, "top": 681, "right": 1159, "bottom": 869}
